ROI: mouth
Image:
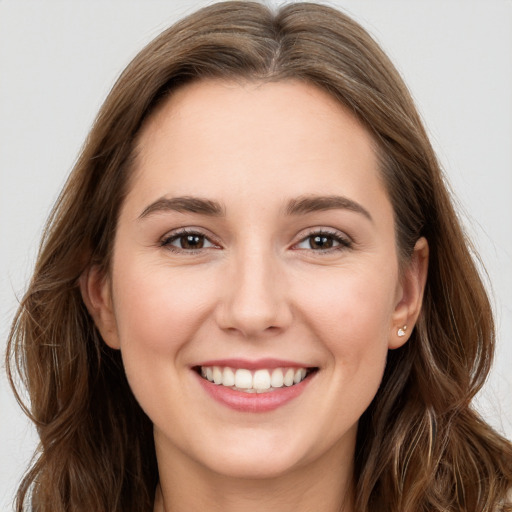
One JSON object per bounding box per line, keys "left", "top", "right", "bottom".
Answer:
{"left": 193, "top": 365, "right": 318, "bottom": 393}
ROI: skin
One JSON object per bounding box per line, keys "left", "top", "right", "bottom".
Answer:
{"left": 82, "top": 79, "right": 428, "bottom": 512}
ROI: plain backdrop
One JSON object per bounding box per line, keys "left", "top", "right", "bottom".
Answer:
{"left": 1, "top": 0, "right": 511, "bottom": 509}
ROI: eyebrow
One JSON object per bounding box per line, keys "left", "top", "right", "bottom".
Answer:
{"left": 138, "top": 194, "right": 372, "bottom": 222}
{"left": 285, "top": 195, "right": 373, "bottom": 222}
{"left": 138, "top": 196, "right": 225, "bottom": 219}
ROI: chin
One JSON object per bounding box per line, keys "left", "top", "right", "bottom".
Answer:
{"left": 202, "top": 451, "right": 307, "bottom": 481}
{"left": 168, "top": 426, "right": 314, "bottom": 481}
{"left": 202, "top": 425, "right": 346, "bottom": 481}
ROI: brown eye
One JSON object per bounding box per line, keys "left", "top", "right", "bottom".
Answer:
{"left": 180, "top": 234, "right": 205, "bottom": 249}
{"left": 295, "top": 231, "right": 351, "bottom": 251}
{"left": 309, "top": 235, "right": 334, "bottom": 250}
{"left": 161, "top": 231, "right": 216, "bottom": 251}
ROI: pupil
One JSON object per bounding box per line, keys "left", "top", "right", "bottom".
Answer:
{"left": 183, "top": 234, "right": 203, "bottom": 249}
{"left": 311, "top": 235, "right": 333, "bottom": 249}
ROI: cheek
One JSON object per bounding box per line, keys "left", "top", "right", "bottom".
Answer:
{"left": 283, "top": 266, "right": 397, "bottom": 450}
{"left": 297, "top": 264, "right": 397, "bottom": 345}
{"left": 109, "top": 258, "right": 218, "bottom": 420}
{"left": 111, "top": 260, "right": 215, "bottom": 355}
{"left": 296, "top": 264, "right": 397, "bottom": 396}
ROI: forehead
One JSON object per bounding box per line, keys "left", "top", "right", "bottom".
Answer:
{"left": 127, "top": 79, "right": 388, "bottom": 215}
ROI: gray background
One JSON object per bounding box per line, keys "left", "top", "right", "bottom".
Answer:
{"left": 1, "top": 1, "right": 511, "bottom": 509}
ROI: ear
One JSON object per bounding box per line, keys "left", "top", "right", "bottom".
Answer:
{"left": 79, "top": 266, "right": 120, "bottom": 350}
{"left": 389, "top": 237, "right": 429, "bottom": 349}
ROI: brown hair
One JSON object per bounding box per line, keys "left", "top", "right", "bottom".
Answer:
{"left": 6, "top": 2, "right": 512, "bottom": 511}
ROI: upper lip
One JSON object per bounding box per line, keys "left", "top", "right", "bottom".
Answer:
{"left": 194, "top": 358, "right": 316, "bottom": 370}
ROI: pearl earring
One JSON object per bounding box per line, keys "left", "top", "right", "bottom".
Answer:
{"left": 397, "top": 325, "right": 407, "bottom": 337}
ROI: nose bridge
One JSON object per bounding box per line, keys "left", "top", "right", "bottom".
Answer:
{"left": 218, "top": 240, "right": 290, "bottom": 336}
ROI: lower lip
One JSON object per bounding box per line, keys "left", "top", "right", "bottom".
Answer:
{"left": 195, "top": 372, "right": 314, "bottom": 413}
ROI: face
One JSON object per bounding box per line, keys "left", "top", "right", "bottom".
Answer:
{"left": 85, "top": 79, "right": 427, "bottom": 481}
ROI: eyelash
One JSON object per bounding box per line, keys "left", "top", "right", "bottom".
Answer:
{"left": 160, "top": 229, "right": 219, "bottom": 253}
{"left": 294, "top": 229, "right": 352, "bottom": 253}
{"left": 159, "top": 228, "right": 352, "bottom": 254}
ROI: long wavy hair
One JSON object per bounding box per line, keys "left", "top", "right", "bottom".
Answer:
{"left": 6, "top": 2, "right": 512, "bottom": 511}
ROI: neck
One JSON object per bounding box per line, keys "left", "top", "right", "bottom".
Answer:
{"left": 153, "top": 434, "right": 355, "bottom": 512}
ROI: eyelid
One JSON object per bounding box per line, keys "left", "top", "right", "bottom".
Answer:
{"left": 158, "top": 226, "right": 353, "bottom": 253}
{"left": 292, "top": 227, "right": 353, "bottom": 251}
{"left": 159, "top": 227, "right": 222, "bottom": 251}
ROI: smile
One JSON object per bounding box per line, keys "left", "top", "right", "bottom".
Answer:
{"left": 194, "top": 361, "right": 318, "bottom": 412}
{"left": 198, "top": 366, "right": 311, "bottom": 393}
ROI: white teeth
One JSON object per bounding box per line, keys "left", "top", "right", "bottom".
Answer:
{"left": 284, "top": 368, "right": 295, "bottom": 387}
{"left": 200, "top": 365, "right": 311, "bottom": 392}
{"left": 213, "top": 367, "right": 223, "bottom": 385}
{"left": 270, "top": 368, "right": 284, "bottom": 388}
{"left": 235, "top": 369, "right": 253, "bottom": 389}
{"left": 294, "top": 368, "right": 306, "bottom": 384}
{"left": 222, "top": 367, "right": 235, "bottom": 387}
{"left": 253, "top": 369, "right": 271, "bottom": 391}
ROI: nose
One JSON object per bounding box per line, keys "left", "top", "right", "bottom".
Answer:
{"left": 215, "top": 249, "right": 292, "bottom": 338}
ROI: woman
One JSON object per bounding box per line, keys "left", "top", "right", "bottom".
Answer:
{"left": 6, "top": 1, "right": 512, "bottom": 511}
